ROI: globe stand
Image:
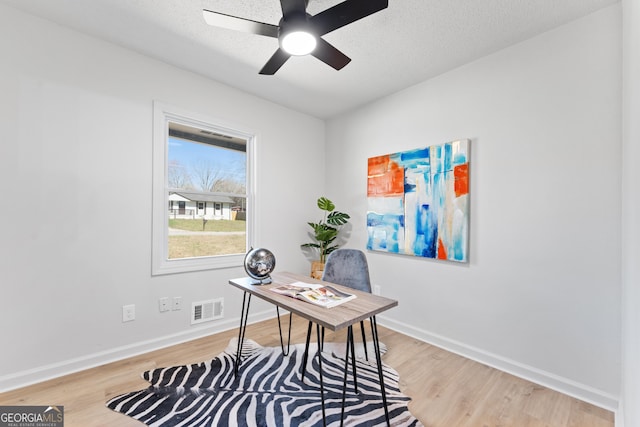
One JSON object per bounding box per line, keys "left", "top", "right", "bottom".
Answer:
{"left": 245, "top": 276, "right": 273, "bottom": 286}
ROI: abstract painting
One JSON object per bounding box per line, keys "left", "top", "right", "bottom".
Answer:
{"left": 367, "top": 139, "right": 470, "bottom": 262}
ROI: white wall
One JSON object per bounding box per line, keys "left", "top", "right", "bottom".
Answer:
{"left": 621, "top": 0, "right": 640, "bottom": 425}
{"left": 326, "top": 5, "right": 621, "bottom": 409}
{"left": 0, "top": 4, "right": 325, "bottom": 390}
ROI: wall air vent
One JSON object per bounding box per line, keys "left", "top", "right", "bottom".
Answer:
{"left": 191, "top": 298, "right": 224, "bottom": 325}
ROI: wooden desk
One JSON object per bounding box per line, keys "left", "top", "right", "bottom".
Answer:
{"left": 229, "top": 271, "right": 398, "bottom": 427}
{"left": 229, "top": 271, "right": 397, "bottom": 330}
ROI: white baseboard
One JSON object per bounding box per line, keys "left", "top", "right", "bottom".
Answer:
{"left": 0, "top": 308, "right": 274, "bottom": 393}
{"left": 377, "top": 315, "right": 619, "bottom": 412}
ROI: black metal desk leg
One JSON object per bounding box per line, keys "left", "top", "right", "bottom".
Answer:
{"left": 349, "top": 327, "right": 358, "bottom": 392}
{"left": 276, "top": 306, "right": 293, "bottom": 356}
{"left": 301, "top": 322, "right": 327, "bottom": 383}
{"left": 234, "top": 292, "right": 252, "bottom": 376}
{"left": 359, "top": 320, "right": 369, "bottom": 361}
{"left": 316, "top": 323, "right": 327, "bottom": 427}
{"left": 370, "top": 316, "right": 390, "bottom": 427}
{"left": 340, "top": 325, "right": 355, "bottom": 427}
{"left": 301, "top": 321, "right": 313, "bottom": 381}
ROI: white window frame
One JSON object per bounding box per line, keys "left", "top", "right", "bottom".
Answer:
{"left": 151, "top": 101, "right": 255, "bottom": 275}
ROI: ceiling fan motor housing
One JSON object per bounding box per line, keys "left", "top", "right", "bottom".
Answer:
{"left": 278, "top": 13, "right": 317, "bottom": 55}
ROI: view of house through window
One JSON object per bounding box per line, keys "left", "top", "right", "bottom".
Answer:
{"left": 167, "top": 121, "right": 247, "bottom": 259}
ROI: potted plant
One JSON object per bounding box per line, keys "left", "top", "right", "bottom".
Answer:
{"left": 301, "top": 196, "right": 350, "bottom": 278}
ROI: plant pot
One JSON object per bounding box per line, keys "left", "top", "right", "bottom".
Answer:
{"left": 310, "top": 261, "right": 325, "bottom": 279}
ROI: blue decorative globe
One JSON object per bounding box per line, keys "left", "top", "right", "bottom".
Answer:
{"left": 244, "top": 248, "right": 276, "bottom": 284}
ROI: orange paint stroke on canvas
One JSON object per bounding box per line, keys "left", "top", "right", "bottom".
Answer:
{"left": 454, "top": 164, "right": 469, "bottom": 197}
{"left": 368, "top": 155, "right": 405, "bottom": 196}
{"left": 437, "top": 238, "right": 448, "bottom": 260}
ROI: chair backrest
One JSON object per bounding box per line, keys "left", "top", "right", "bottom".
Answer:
{"left": 321, "top": 249, "right": 372, "bottom": 293}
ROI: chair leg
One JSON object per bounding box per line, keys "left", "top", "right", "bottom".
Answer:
{"left": 359, "top": 320, "right": 368, "bottom": 361}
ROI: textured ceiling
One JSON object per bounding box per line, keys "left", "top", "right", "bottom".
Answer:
{"left": 0, "top": 0, "right": 618, "bottom": 119}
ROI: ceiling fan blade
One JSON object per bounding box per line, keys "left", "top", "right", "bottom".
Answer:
{"left": 310, "top": 0, "right": 388, "bottom": 35}
{"left": 280, "top": 0, "right": 307, "bottom": 18}
{"left": 203, "top": 9, "right": 279, "bottom": 38}
{"left": 259, "top": 49, "right": 292, "bottom": 75}
{"left": 311, "top": 38, "right": 351, "bottom": 70}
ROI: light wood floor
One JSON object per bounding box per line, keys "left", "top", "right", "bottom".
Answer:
{"left": 0, "top": 315, "right": 614, "bottom": 427}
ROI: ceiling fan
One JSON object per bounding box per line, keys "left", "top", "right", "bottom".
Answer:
{"left": 203, "top": 0, "right": 389, "bottom": 75}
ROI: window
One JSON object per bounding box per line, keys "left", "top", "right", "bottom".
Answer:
{"left": 152, "top": 102, "right": 255, "bottom": 275}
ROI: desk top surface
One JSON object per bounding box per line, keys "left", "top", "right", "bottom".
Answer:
{"left": 229, "top": 271, "right": 398, "bottom": 331}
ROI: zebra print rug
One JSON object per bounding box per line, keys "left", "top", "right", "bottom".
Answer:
{"left": 106, "top": 338, "right": 422, "bottom": 426}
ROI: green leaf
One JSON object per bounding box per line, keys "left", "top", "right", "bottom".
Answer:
{"left": 300, "top": 243, "right": 321, "bottom": 249}
{"left": 325, "top": 245, "right": 340, "bottom": 255}
{"left": 327, "top": 211, "right": 350, "bottom": 226}
{"left": 317, "top": 197, "right": 335, "bottom": 212}
{"left": 309, "top": 222, "right": 334, "bottom": 234}
{"left": 315, "top": 228, "right": 338, "bottom": 242}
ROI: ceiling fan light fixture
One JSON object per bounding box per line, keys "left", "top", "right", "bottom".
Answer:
{"left": 280, "top": 30, "right": 317, "bottom": 56}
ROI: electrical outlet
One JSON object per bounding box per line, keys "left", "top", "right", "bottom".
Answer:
{"left": 159, "top": 297, "right": 170, "bottom": 312}
{"left": 172, "top": 297, "right": 183, "bottom": 311}
{"left": 122, "top": 304, "right": 135, "bottom": 322}
{"left": 373, "top": 285, "right": 381, "bottom": 296}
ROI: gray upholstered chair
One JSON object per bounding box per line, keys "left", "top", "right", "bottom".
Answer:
{"left": 300, "top": 249, "right": 373, "bottom": 380}
{"left": 322, "top": 249, "right": 372, "bottom": 360}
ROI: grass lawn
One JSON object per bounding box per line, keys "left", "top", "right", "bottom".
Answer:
{"left": 169, "top": 218, "right": 246, "bottom": 232}
{"left": 169, "top": 234, "right": 246, "bottom": 258}
{"left": 168, "top": 219, "right": 246, "bottom": 258}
